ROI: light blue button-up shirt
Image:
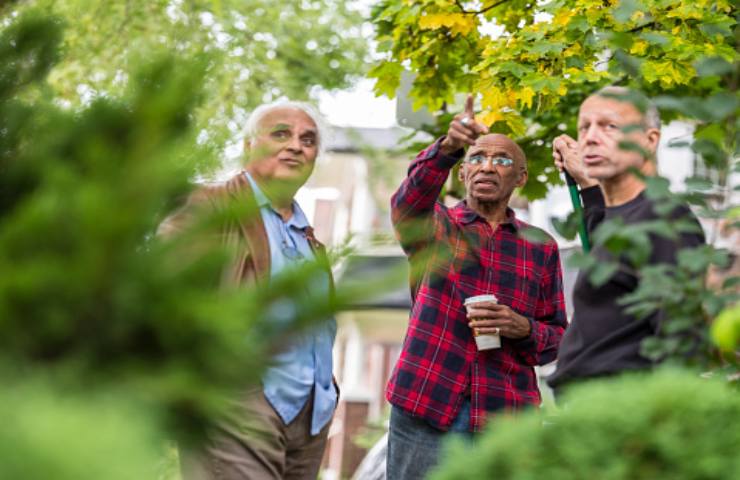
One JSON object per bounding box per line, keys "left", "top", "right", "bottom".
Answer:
{"left": 245, "top": 172, "right": 337, "bottom": 435}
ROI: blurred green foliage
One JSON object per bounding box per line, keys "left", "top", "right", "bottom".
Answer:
{"left": 0, "top": 2, "right": 401, "bottom": 474}
{"left": 3, "top": 0, "right": 368, "bottom": 160}
{"left": 432, "top": 369, "right": 740, "bottom": 480}
{"left": 712, "top": 303, "right": 740, "bottom": 356}
{"left": 0, "top": 6, "right": 360, "bottom": 479}
{"left": 0, "top": 377, "right": 165, "bottom": 480}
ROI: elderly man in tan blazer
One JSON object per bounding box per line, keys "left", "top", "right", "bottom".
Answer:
{"left": 160, "top": 100, "right": 337, "bottom": 480}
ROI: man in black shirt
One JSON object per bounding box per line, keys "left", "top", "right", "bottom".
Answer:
{"left": 547, "top": 87, "right": 705, "bottom": 392}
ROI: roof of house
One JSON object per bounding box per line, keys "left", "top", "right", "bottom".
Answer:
{"left": 335, "top": 251, "right": 411, "bottom": 310}
{"left": 327, "top": 126, "right": 432, "bottom": 152}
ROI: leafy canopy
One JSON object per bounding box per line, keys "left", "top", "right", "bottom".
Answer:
{"left": 370, "top": 0, "right": 737, "bottom": 198}
{"left": 4, "top": 0, "right": 368, "bottom": 159}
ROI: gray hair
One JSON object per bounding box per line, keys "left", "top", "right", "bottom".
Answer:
{"left": 594, "top": 86, "right": 661, "bottom": 130}
{"left": 243, "top": 100, "right": 330, "bottom": 158}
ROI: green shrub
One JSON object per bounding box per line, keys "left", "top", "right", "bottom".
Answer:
{"left": 432, "top": 369, "right": 740, "bottom": 480}
{"left": 0, "top": 380, "right": 165, "bottom": 480}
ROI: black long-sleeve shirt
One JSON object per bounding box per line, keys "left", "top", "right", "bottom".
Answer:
{"left": 547, "top": 186, "right": 705, "bottom": 389}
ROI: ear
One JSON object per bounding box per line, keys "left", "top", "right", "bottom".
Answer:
{"left": 458, "top": 164, "right": 465, "bottom": 182}
{"left": 516, "top": 168, "right": 528, "bottom": 188}
{"left": 645, "top": 128, "right": 660, "bottom": 155}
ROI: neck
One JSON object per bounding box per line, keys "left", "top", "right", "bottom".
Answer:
{"left": 599, "top": 159, "right": 654, "bottom": 207}
{"left": 600, "top": 172, "right": 646, "bottom": 207}
{"left": 467, "top": 197, "right": 509, "bottom": 226}
{"left": 245, "top": 167, "right": 297, "bottom": 220}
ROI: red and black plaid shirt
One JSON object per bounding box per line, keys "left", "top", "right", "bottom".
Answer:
{"left": 386, "top": 140, "right": 567, "bottom": 432}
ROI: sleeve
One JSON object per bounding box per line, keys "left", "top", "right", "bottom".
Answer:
{"left": 511, "top": 242, "right": 568, "bottom": 366}
{"left": 155, "top": 186, "right": 230, "bottom": 269}
{"left": 390, "top": 138, "right": 463, "bottom": 255}
{"left": 579, "top": 185, "right": 606, "bottom": 234}
{"left": 156, "top": 187, "right": 214, "bottom": 239}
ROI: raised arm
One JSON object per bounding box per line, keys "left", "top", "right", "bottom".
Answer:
{"left": 391, "top": 95, "right": 488, "bottom": 254}
{"left": 552, "top": 133, "right": 605, "bottom": 234}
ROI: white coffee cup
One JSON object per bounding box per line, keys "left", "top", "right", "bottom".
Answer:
{"left": 464, "top": 294, "right": 500, "bottom": 350}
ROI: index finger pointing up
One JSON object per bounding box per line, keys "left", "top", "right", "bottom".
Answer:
{"left": 465, "top": 94, "right": 475, "bottom": 118}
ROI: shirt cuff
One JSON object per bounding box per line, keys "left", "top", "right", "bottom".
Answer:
{"left": 421, "top": 137, "right": 465, "bottom": 169}
{"left": 510, "top": 317, "right": 536, "bottom": 349}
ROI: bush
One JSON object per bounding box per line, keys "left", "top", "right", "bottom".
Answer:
{"left": 0, "top": 379, "right": 165, "bottom": 480}
{"left": 432, "top": 369, "right": 740, "bottom": 480}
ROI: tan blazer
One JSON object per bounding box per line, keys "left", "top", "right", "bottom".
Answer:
{"left": 158, "top": 170, "right": 331, "bottom": 289}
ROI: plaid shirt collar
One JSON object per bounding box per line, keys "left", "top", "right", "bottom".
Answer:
{"left": 453, "top": 200, "right": 520, "bottom": 231}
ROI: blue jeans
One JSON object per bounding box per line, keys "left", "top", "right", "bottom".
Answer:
{"left": 386, "top": 400, "right": 473, "bottom": 480}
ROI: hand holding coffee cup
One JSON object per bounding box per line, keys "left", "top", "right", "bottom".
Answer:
{"left": 465, "top": 295, "right": 532, "bottom": 350}
{"left": 464, "top": 295, "right": 501, "bottom": 350}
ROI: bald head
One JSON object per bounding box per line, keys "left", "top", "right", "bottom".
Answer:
{"left": 467, "top": 133, "right": 527, "bottom": 170}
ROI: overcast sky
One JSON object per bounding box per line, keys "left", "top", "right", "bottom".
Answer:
{"left": 317, "top": 78, "right": 397, "bottom": 129}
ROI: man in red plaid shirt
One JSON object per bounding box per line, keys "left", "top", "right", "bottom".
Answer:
{"left": 386, "top": 96, "right": 568, "bottom": 479}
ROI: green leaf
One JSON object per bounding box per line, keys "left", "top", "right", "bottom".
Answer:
{"left": 568, "top": 15, "right": 591, "bottom": 33}
{"left": 498, "top": 61, "right": 531, "bottom": 79}
{"left": 620, "top": 229, "right": 651, "bottom": 266}
{"left": 613, "top": 0, "right": 641, "bottom": 24}
{"left": 613, "top": 50, "right": 642, "bottom": 77}
{"left": 705, "top": 92, "right": 739, "bottom": 122}
{"left": 704, "top": 292, "right": 737, "bottom": 317}
{"left": 684, "top": 176, "right": 714, "bottom": 192}
{"left": 529, "top": 42, "right": 566, "bottom": 56}
{"left": 692, "top": 139, "right": 726, "bottom": 168}
{"left": 661, "top": 315, "right": 694, "bottom": 335}
{"left": 643, "top": 176, "right": 672, "bottom": 199}
{"left": 694, "top": 123, "right": 726, "bottom": 145}
{"left": 640, "top": 220, "right": 676, "bottom": 240}
{"left": 551, "top": 210, "right": 581, "bottom": 240}
{"left": 653, "top": 96, "right": 712, "bottom": 122}
{"left": 640, "top": 336, "right": 664, "bottom": 361}
{"left": 617, "top": 140, "right": 648, "bottom": 157}
{"left": 589, "top": 261, "right": 619, "bottom": 287}
{"left": 369, "top": 61, "right": 403, "bottom": 98}
{"left": 723, "top": 276, "right": 740, "bottom": 290}
{"left": 678, "top": 250, "right": 710, "bottom": 273}
{"left": 640, "top": 32, "right": 669, "bottom": 46}
{"left": 700, "top": 18, "right": 735, "bottom": 37}
{"left": 566, "top": 250, "right": 596, "bottom": 270}
{"left": 518, "top": 226, "right": 549, "bottom": 244}
{"left": 694, "top": 56, "right": 734, "bottom": 78}
{"left": 606, "top": 33, "right": 633, "bottom": 51}
{"left": 709, "top": 248, "right": 731, "bottom": 268}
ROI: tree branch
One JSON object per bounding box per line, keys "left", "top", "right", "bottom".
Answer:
{"left": 627, "top": 21, "right": 656, "bottom": 34}
{"left": 454, "top": 0, "right": 510, "bottom": 15}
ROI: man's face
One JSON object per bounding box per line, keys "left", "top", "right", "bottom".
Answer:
{"left": 458, "top": 134, "right": 527, "bottom": 205}
{"left": 246, "top": 107, "right": 319, "bottom": 186}
{"left": 577, "top": 95, "right": 659, "bottom": 181}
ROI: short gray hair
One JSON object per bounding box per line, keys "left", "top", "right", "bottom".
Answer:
{"left": 594, "top": 86, "right": 661, "bottom": 130}
{"left": 243, "top": 100, "right": 330, "bottom": 158}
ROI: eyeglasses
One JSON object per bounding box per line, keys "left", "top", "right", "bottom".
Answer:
{"left": 465, "top": 154, "right": 514, "bottom": 167}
